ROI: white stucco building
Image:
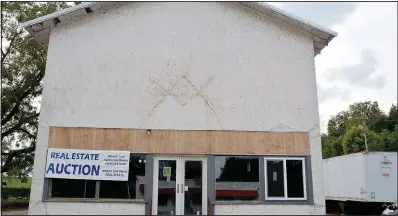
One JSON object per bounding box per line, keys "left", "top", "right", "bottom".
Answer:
{"left": 21, "top": 2, "right": 336, "bottom": 215}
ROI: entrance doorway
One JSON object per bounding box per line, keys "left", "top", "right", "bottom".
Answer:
{"left": 152, "top": 156, "right": 207, "bottom": 215}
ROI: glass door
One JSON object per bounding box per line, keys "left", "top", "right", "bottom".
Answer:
{"left": 153, "top": 156, "right": 180, "bottom": 215}
{"left": 152, "top": 156, "right": 207, "bottom": 215}
{"left": 181, "top": 157, "right": 207, "bottom": 215}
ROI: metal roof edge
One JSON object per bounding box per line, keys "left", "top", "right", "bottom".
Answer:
{"left": 20, "top": 2, "right": 98, "bottom": 29}
{"left": 323, "top": 151, "right": 398, "bottom": 161}
{"left": 243, "top": 2, "right": 338, "bottom": 37}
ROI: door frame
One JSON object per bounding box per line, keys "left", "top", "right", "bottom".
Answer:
{"left": 152, "top": 155, "right": 207, "bottom": 215}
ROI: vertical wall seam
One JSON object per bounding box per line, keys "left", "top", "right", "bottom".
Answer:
{"left": 145, "top": 154, "right": 154, "bottom": 215}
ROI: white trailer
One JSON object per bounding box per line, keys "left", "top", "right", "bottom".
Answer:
{"left": 323, "top": 152, "right": 397, "bottom": 203}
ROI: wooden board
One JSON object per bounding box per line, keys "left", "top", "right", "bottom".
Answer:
{"left": 48, "top": 127, "right": 310, "bottom": 155}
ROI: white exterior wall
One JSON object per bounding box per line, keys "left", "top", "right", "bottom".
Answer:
{"left": 29, "top": 2, "right": 324, "bottom": 215}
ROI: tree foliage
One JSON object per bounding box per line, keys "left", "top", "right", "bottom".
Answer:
{"left": 322, "top": 101, "right": 398, "bottom": 159}
{"left": 322, "top": 135, "right": 343, "bottom": 159}
{"left": 1, "top": 2, "right": 71, "bottom": 177}
{"left": 342, "top": 125, "right": 384, "bottom": 154}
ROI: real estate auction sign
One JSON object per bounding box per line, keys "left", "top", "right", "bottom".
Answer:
{"left": 45, "top": 148, "right": 130, "bottom": 181}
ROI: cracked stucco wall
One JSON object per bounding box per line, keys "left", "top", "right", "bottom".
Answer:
{"left": 29, "top": 2, "right": 324, "bottom": 215}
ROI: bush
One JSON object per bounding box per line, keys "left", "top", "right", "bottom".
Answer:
{"left": 1, "top": 187, "right": 30, "bottom": 200}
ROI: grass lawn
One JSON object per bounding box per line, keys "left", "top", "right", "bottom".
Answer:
{"left": 2, "top": 177, "right": 31, "bottom": 211}
{"left": 2, "top": 177, "right": 32, "bottom": 188}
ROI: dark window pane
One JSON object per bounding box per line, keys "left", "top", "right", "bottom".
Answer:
{"left": 184, "top": 161, "right": 203, "bottom": 215}
{"left": 215, "top": 156, "right": 259, "bottom": 201}
{"left": 286, "top": 160, "right": 304, "bottom": 198}
{"left": 51, "top": 179, "right": 96, "bottom": 198}
{"left": 266, "top": 160, "right": 284, "bottom": 197}
{"left": 157, "top": 160, "right": 177, "bottom": 215}
{"left": 99, "top": 154, "right": 146, "bottom": 199}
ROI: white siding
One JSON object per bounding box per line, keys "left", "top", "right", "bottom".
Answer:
{"left": 323, "top": 153, "right": 366, "bottom": 201}
{"left": 323, "top": 152, "right": 398, "bottom": 203}
{"left": 365, "top": 152, "right": 398, "bottom": 202}
{"left": 30, "top": 2, "right": 323, "bottom": 215}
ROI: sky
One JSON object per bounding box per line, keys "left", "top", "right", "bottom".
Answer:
{"left": 267, "top": 2, "right": 398, "bottom": 133}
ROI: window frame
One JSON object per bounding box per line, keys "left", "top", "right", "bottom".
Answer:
{"left": 264, "top": 157, "right": 307, "bottom": 201}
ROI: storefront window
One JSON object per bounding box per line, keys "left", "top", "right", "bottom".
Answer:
{"left": 264, "top": 157, "right": 306, "bottom": 200}
{"left": 51, "top": 179, "right": 96, "bottom": 198}
{"left": 99, "top": 154, "right": 146, "bottom": 199}
{"left": 215, "top": 156, "right": 260, "bottom": 201}
{"left": 47, "top": 153, "right": 146, "bottom": 200}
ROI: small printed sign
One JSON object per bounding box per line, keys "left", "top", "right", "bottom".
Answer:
{"left": 163, "top": 167, "right": 171, "bottom": 182}
{"left": 380, "top": 156, "right": 393, "bottom": 168}
{"left": 163, "top": 167, "right": 171, "bottom": 177}
{"left": 45, "top": 148, "right": 130, "bottom": 181}
{"left": 273, "top": 172, "right": 277, "bottom": 181}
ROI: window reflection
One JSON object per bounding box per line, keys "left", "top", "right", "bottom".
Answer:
{"left": 215, "top": 156, "right": 259, "bottom": 201}
{"left": 99, "top": 154, "right": 146, "bottom": 199}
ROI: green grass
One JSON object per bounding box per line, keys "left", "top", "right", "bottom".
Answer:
{"left": 2, "top": 177, "right": 32, "bottom": 188}
{"left": 1, "top": 177, "right": 31, "bottom": 211}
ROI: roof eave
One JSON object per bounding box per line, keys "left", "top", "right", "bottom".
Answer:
{"left": 20, "top": 2, "right": 337, "bottom": 56}
{"left": 20, "top": 2, "right": 98, "bottom": 29}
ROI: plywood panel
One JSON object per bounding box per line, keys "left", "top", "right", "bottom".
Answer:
{"left": 48, "top": 127, "right": 310, "bottom": 155}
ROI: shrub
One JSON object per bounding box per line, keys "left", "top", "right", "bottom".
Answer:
{"left": 1, "top": 187, "right": 30, "bottom": 200}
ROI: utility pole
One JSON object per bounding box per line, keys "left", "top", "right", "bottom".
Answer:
{"left": 359, "top": 120, "right": 368, "bottom": 152}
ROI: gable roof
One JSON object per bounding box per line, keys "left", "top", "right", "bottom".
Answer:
{"left": 20, "top": 2, "right": 337, "bottom": 56}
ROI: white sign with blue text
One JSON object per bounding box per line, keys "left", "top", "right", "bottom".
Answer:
{"left": 45, "top": 148, "right": 130, "bottom": 181}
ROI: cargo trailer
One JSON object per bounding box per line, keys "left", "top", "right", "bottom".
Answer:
{"left": 323, "top": 152, "right": 397, "bottom": 214}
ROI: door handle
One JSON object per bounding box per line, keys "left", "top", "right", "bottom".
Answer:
{"left": 181, "top": 184, "right": 184, "bottom": 193}
{"left": 176, "top": 184, "right": 179, "bottom": 193}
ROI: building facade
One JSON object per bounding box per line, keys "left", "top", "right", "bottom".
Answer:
{"left": 22, "top": 2, "right": 336, "bottom": 215}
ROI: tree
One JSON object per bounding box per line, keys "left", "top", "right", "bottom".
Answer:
{"left": 322, "top": 135, "right": 343, "bottom": 159}
{"left": 1, "top": 2, "right": 71, "bottom": 177}
{"left": 327, "top": 102, "right": 386, "bottom": 138}
{"left": 379, "top": 128, "right": 398, "bottom": 152}
{"left": 322, "top": 101, "right": 398, "bottom": 158}
{"left": 327, "top": 111, "right": 349, "bottom": 137}
{"left": 342, "top": 125, "right": 384, "bottom": 154}
{"left": 387, "top": 104, "right": 398, "bottom": 131}
{"left": 346, "top": 101, "right": 386, "bottom": 131}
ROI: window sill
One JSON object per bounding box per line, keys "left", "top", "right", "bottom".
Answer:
{"left": 214, "top": 200, "right": 311, "bottom": 205}
{"left": 263, "top": 199, "right": 311, "bottom": 205}
{"left": 214, "top": 200, "right": 262, "bottom": 205}
{"left": 43, "top": 198, "right": 146, "bottom": 204}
